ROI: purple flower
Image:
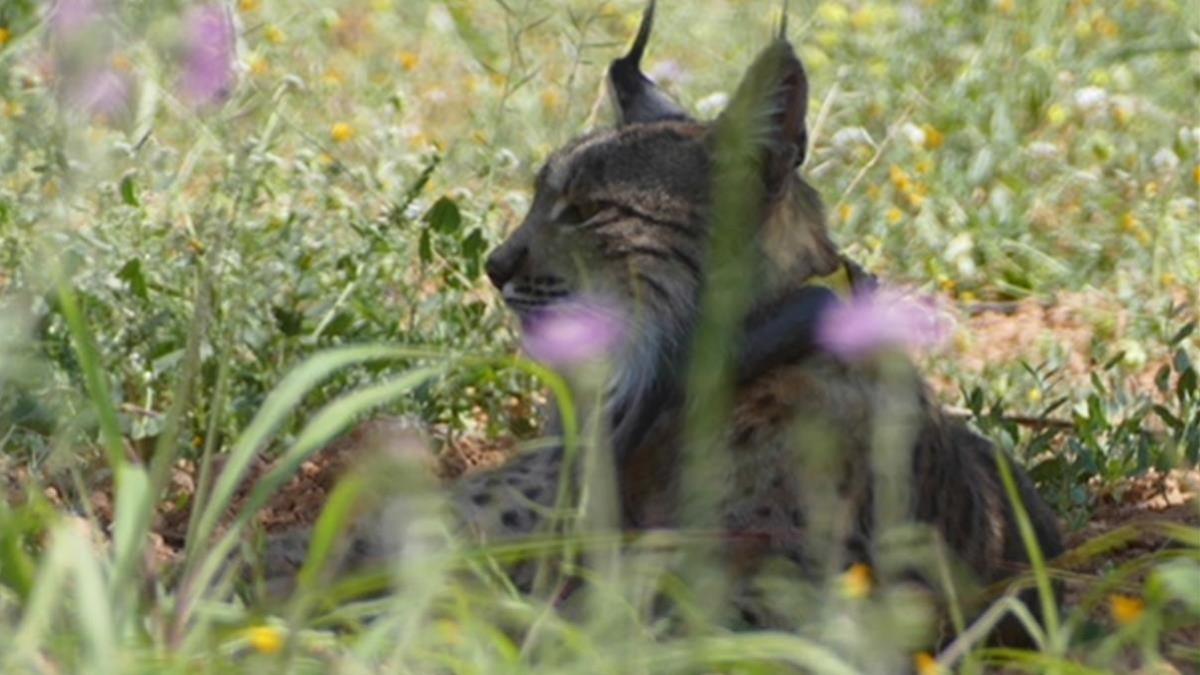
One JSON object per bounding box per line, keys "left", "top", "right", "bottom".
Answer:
{"left": 50, "top": 0, "right": 103, "bottom": 39}
{"left": 179, "top": 5, "right": 238, "bottom": 107}
{"left": 69, "top": 68, "right": 131, "bottom": 118}
{"left": 521, "top": 298, "right": 626, "bottom": 367}
{"left": 816, "top": 287, "right": 953, "bottom": 360}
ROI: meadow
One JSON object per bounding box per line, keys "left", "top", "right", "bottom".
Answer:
{"left": 0, "top": 0, "right": 1197, "bottom": 672}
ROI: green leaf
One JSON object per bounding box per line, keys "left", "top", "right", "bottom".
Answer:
{"left": 272, "top": 304, "right": 305, "bottom": 337}
{"left": 1155, "top": 560, "right": 1200, "bottom": 613}
{"left": 425, "top": 196, "right": 462, "bottom": 234}
{"left": 0, "top": 502, "right": 40, "bottom": 600}
{"left": 1169, "top": 321, "right": 1196, "bottom": 346}
{"left": 119, "top": 174, "right": 140, "bottom": 207}
{"left": 418, "top": 227, "right": 433, "bottom": 264}
{"left": 116, "top": 258, "right": 149, "bottom": 300}
{"left": 1155, "top": 363, "right": 1172, "bottom": 394}
{"left": 461, "top": 227, "right": 486, "bottom": 278}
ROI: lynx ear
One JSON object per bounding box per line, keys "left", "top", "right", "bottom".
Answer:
{"left": 713, "top": 39, "right": 809, "bottom": 197}
{"left": 608, "top": 1, "right": 690, "bottom": 125}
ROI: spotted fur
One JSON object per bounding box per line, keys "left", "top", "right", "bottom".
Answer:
{"left": 477, "top": 2, "right": 1062, "bottom": 643}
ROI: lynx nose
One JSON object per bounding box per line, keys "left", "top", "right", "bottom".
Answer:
{"left": 484, "top": 243, "right": 527, "bottom": 290}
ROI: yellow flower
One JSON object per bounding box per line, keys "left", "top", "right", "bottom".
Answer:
{"left": 110, "top": 52, "right": 133, "bottom": 72}
{"left": 0, "top": 27, "right": 10, "bottom": 47}
{"left": 914, "top": 652, "right": 941, "bottom": 675}
{"left": 248, "top": 54, "right": 270, "bottom": 77}
{"left": 1109, "top": 594, "right": 1145, "bottom": 626}
{"left": 540, "top": 89, "right": 562, "bottom": 111}
{"left": 1027, "top": 387, "right": 1043, "bottom": 404}
{"left": 4, "top": 101, "right": 24, "bottom": 119}
{"left": 889, "top": 165, "right": 912, "bottom": 192}
{"left": 1093, "top": 14, "right": 1120, "bottom": 39}
{"left": 1193, "top": 165, "right": 1200, "bottom": 186}
{"left": 840, "top": 563, "right": 874, "bottom": 599}
{"left": 801, "top": 45, "right": 831, "bottom": 71}
{"left": 938, "top": 276, "right": 956, "bottom": 294}
{"left": 1144, "top": 181, "right": 1159, "bottom": 198}
{"left": 839, "top": 204, "right": 855, "bottom": 224}
{"left": 1121, "top": 213, "right": 1139, "bottom": 233}
{"left": 816, "top": 2, "right": 850, "bottom": 26}
{"left": 239, "top": 0, "right": 260, "bottom": 12}
{"left": 886, "top": 207, "right": 904, "bottom": 225}
{"left": 851, "top": 6, "right": 878, "bottom": 30}
{"left": 320, "top": 68, "right": 344, "bottom": 87}
{"left": 996, "top": 0, "right": 1015, "bottom": 14}
{"left": 1161, "top": 272, "right": 1177, "bottom": 287}
{"left": 264, "top": 25, "right": 286, "bottom": 45}
{"left": 1046, "top": 103, "right": 1068, "bottom": 126}
{"left": 814, "top": 29, "right": 841, "bottom": 50}
{"left": 397, "top": 51, "right": 419, "bottom": 72}
{"left": 245, "top": 625, "right": 284, "bottom": 654}
{"left": 960, "top": 290, "right": 978, "bottom": 303}
{"left": 330, "top": 122, "right": 356, "bottom": 143}
{"left": 915, "top": 157, "right": 935, "bottom": 176}
{"left": 921, "top": 124, "right": 944, "bottom": 150}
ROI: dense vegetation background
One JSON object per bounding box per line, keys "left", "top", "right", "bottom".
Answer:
{"left": 0, "top": 0, "right": 1196, "bottom": 672}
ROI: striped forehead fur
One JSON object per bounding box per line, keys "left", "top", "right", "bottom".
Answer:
{"left": 549, "top": 123, "right": 707, "bottom": 192}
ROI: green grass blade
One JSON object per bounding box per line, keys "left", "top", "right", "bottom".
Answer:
{"left": 11, "top": 523, "right": 116, "bottom": 675}
{"left": 55, "top": 276, "right": 125, "bottom": 474}
{"left": 185, "top": 344, "right": 445, "bottom": 567}
{"left": 995, "top": 452, "right": 1061, "bottom": 648}
{"left": 180, "top": 366, "right": 444, "bottom": 630}
{"left": 109, "top": 464, "right": 150, "bottom": 611}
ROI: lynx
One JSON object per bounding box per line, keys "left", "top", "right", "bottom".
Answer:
{"left": 263, "top": 1, "right": 1062, "bottom": 648}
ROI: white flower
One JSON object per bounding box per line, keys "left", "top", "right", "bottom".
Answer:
{"left": 832, "top": 126, "right": 876, "bottom": 150}
{"left": 944, "top": 233, "right": 977, "bottom": 276}
{"left": 1073, "top": 86, "right": 1108, "bottom": 110}
{"left": 900, "top": 122, "right": 926, "bottom": 148}
{"left": 1075, "top": 85, "right": 1108, "bottom": 109}
{"left": 648, "top": 60, "right": 688, "bottom": 85}
{"left": 1028, "top": 141, "right": 1059, "bottom": 159}
{"left": 1178, "top": 126, "right": 1199, "bottom": 150}
{"left": 1152, "top": 148, "right": 1180, "bottom": 172}
{"left": 696, "top": 92, "right": 729, "bottom": 118}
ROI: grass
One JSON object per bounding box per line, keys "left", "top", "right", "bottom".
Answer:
{"left": 0, "top": 0, "right": 1198, "bottom": 672}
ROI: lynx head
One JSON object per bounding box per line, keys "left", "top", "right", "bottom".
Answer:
{"left": 485, "top": 1, "right": 840, "bottom": 404}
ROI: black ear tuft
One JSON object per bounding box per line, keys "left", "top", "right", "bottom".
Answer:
{"left": 608, "top": 1, "right": 690, "bottom": 126}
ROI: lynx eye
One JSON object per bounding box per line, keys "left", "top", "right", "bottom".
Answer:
{"left": 557, "top": 200, "right": 603, "bottom": 226}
